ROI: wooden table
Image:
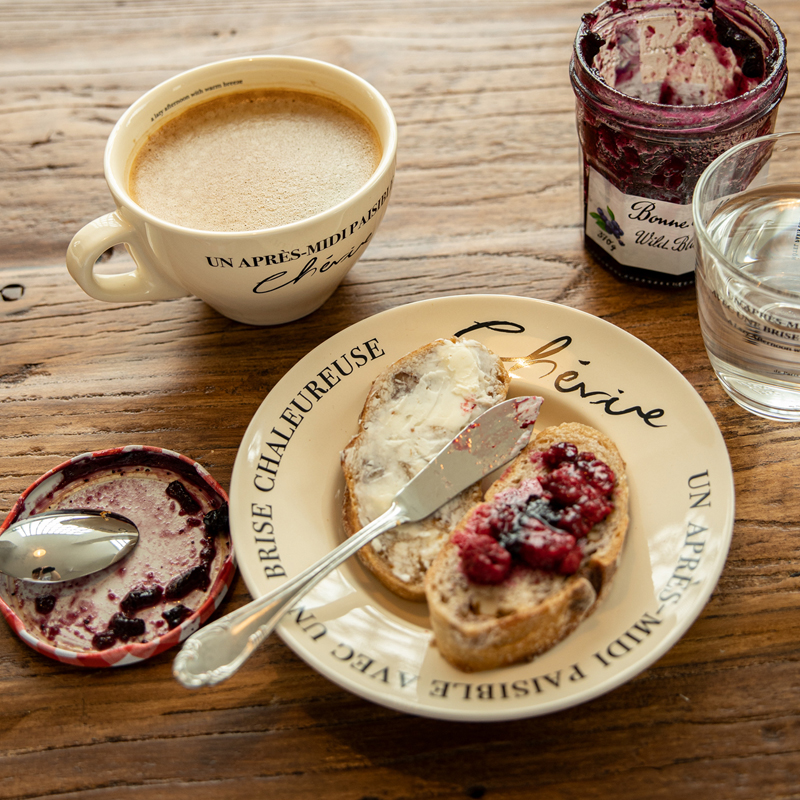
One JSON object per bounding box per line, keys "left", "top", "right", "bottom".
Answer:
{"left": 2, "top": 1, "right": 799, "bottom": 797}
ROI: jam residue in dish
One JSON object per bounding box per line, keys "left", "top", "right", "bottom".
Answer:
{"left": 4, "top": 451, "right": 232, "bottom": 654}
{"left": 89, "top": 497, "right": 228, "bottom": 650}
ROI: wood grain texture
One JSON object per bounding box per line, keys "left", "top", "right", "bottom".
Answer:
{"left": 1, "top": 1, "right": 800, "bottom": 798}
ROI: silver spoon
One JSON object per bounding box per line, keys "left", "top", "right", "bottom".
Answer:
{"left": 0, "top": 509, "right": 139, "bottom": 583}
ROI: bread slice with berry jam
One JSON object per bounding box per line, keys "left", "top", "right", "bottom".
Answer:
{"left": 341, "top": 337, "right": 510, "bottom": 601}
{"left": 425, "top": 422, "right": 629, "bottom": 671}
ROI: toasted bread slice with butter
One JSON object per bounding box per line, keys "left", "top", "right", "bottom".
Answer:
{"left": 425, "top": 422, "right": 629, "bottom": 671}
{"left": 340, "top": 337, "right": 510, "bottom": 601}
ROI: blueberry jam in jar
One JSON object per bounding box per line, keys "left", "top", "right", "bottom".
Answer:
{"left": 570, "top": 0, "right": 787, "bottom": 287}
{"left": 452, "top": 442, "right": 616, "bottom": 585}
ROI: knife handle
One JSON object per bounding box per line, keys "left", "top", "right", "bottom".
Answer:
{"left": 172, "top": 502, "right": 407, "bottom": 689}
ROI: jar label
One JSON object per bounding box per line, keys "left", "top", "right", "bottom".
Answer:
{"left": 586, "top": 167, "right": 695, "bottom": 276}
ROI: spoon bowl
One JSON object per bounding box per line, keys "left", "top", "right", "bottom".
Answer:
{"left": 0, "top": 509, "right": 139, "bottom": 583}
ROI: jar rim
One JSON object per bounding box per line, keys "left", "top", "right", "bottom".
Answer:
{"left": 571, "top": 0, "right": 787, "bottom": 130}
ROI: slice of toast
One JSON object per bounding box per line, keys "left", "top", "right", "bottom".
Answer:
{"left": 425, "top": 422, "right": 629, "bottom": 671}
{"left": 340, "top": 337, "right": 510, "bottom": 600}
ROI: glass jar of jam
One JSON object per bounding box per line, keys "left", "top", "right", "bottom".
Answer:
{"left": 570, "top": 0, "right": 787, "bottom": 287}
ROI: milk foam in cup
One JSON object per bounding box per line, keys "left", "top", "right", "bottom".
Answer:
{"left": 66, "top": 56, "right": 397, "bottom": 326}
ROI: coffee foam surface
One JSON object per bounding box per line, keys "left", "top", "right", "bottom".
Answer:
{"left": 129, "top": 89, "right": 382, "bottom": 232}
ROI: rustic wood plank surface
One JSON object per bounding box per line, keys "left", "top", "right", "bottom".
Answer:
{"left": 1, "top": 1, "right": 800, "bottom": 798}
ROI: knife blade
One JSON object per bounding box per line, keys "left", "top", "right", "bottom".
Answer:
{"left": 396, "top": 395, "right": 543, "bottom": 522}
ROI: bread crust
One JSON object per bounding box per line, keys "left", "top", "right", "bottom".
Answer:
{"left": 341, "top": 337, "right": 510, "bottom": 601}
{"left": 425, "top": 422, "right": 629, "bottom": 671}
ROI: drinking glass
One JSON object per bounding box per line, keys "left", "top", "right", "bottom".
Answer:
{"left": 693, "top": 131, "right": 800, "bottom": 422}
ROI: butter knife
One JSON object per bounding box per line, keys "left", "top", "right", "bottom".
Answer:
{"left": 173, "top": 395, "right": 543, "bottom": 688}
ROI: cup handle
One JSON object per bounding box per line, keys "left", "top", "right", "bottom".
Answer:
{"left": 66, "top": 211, "right": 189, "bottom": 302}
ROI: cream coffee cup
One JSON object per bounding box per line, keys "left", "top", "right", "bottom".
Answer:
{"left": 66, "top": 56, "right": 397, "bottom": 326}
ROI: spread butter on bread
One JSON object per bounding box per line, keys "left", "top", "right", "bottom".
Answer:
{"left": 340, "top": 337, "right": 510, "bottom": 601}
{"left": 425, "top": 422, "right": 629, "bottom": 671}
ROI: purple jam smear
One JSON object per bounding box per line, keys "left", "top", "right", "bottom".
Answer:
{"left": 91, "top": 611, "right": 148, "bottom": 650}
{"left": 120, "top": 584, "right": 164, "bottom": 614}
{"left": 165, "top": 564, "right": 211, "bottom": 601}
{"left": 108, "top": 611, "right": 146, "bottom": 641}
{"left": 92, "top": 631, "right": 118, "bottom": 651}
{"left": 203, "top": 505, "right": 229, "bottom": 538}
{"left": 199, "top": 538, "right": 217, "bottom": 564}
{"left": 162, "top": 604, "right": 192, "bottom": 630}
{"left": 703, "top": 0, "right": 764, "bottom": 79}
{"left": 453, "top": 442, "right": 616, "bottom": 585}
{"left": 166, "top": 480, "right": 202, "bottom": 514}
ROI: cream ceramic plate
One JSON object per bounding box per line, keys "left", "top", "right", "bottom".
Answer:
{"left": 229, "top": 295, "right": 734, "bottom": 721}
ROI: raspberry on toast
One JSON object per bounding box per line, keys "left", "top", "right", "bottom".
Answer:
{"left": 425, "top": 422, "right": 629, "bottom": 670}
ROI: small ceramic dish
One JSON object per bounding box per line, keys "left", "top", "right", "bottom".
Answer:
{"left": 0, "top": 445, "right": 235, "bottom": 667}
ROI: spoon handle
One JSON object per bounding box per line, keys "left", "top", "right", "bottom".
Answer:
{"left": 172, "top": 503, "right": 406, "bottom": 688}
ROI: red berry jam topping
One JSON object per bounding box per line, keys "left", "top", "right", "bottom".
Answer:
{"left": 452, "top": 532, "right": 512, "bottom": 584}
{"left": 454, "top": 441, "right": 616, "bottom": 585}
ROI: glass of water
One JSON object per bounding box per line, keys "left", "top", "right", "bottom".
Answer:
{"left": 693, "top": 131, "right": 800, "bottom": 422}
